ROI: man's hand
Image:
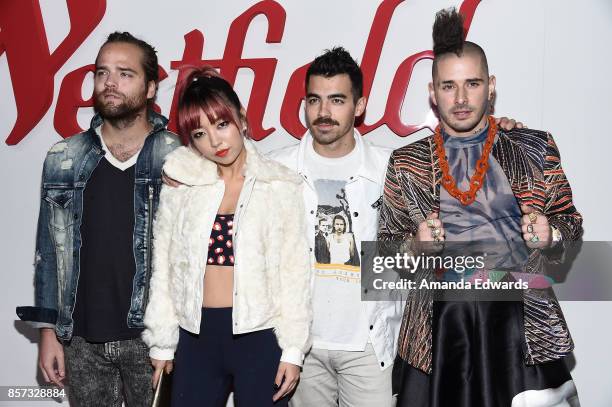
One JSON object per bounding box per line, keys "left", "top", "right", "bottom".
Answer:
{"left": 412, "top": 212, "right": 445, "bottom": 254}
{"left": 150, "top": 358, "right": 173, "bottom": 389}
{"left": 520, "top": 205, "right": 551, "bottom": 248}
{"left": 272, "top": 361, "right": 300, "bottom": 402}
{"left": 416, "top": 212, "right": 445, "bottom": 243}
{"left": 39, "top": 328, "right": 65, "bottom": 387}
{"left": 496, "top": 116, "right": 526, "bottom": 131}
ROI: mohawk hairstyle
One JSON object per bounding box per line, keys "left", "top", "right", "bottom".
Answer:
{"left": 431, "top": 7, "right": 488, "bottom": 78}
{"left": 432, "top": 8, "right": 465, "bottom": 57}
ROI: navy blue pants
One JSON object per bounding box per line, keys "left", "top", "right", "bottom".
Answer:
{"left": 171, "top": 307, "right": 288, "bottom": 406}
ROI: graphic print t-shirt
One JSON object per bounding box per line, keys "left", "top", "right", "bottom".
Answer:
{"left": 304, "top": 140, "right": 370, "bottom": 351}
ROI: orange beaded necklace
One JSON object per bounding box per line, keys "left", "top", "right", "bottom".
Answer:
{"left": 433, "top": 115, "right": 497, "bottom": 206}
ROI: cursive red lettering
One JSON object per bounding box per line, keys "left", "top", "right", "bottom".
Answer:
{"left": 168, "top": 0, "right": 285, "bottom": 140}
{"left": 0, "top": 0, "right": 105, "bottom": 145}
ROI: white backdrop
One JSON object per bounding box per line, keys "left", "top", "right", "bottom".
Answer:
{"left": 1, "top": 1, "right": 611, "bottom": 405}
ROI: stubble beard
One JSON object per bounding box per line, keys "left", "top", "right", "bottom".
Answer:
{"left": 312, "top": 129, "right": 341, "bottom": 146}
{"left": 440, "top": 103, "right": 489, "bottom": 136}
{"left": 309, "top": 121, "right": 355, "bottom": 148}
{"left": 94, "top": 90, "right": 148, "bottom": 129}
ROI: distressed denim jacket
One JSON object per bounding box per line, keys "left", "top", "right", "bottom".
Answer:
{"left": 16, "top": 111, "right": 180, "bottom": 340}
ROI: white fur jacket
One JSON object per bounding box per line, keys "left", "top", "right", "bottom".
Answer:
{"left": 142, "top": 139, "right": 312, "bottom": 366}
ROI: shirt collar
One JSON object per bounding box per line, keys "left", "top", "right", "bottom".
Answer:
{"left": 296, "top": 129, "right": 381, "bottom": 183}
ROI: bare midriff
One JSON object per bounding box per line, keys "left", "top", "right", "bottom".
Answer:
{"left": 202, "top": 265, "right": 234, "bottom": 307}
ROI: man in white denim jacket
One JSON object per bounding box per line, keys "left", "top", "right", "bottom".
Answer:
{"left": 269, "top": 47, "right": 403, "bottom": 407}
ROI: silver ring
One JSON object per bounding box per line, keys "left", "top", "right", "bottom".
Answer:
{"left": 431, "top": 227, "right": 441, "bottom": 238}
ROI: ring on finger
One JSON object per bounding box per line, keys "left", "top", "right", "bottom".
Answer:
{"left": 427, "top": 219, "right": 436, "bottom": 228}
{"left": 528, "top": 212, "right": 538, "bottom": 224}
{"left": 527, "top": 224, "right": 534, "bottom": 233}
{"left": 431, "top": 227, "right": 441, "bottom": 238}
{"left": 529, "top": 233, "right": 540, "bottom": 243}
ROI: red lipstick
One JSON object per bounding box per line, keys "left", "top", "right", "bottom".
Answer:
{"left": 215, "top": 148, "right": 230, "bottom": 157}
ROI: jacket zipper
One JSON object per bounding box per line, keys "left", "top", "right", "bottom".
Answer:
{"left": 136, "top": 126, "right": 162, "bottom": 316}
{"left": 142, "top": 185, "right": 155, "bottom": 308}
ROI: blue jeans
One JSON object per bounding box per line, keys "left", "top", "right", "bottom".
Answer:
{"left": 64, "top": 336, "right": 153, "bottom": 406}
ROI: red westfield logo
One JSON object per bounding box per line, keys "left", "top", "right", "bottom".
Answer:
{"left": 0, "top": 0, "right": 480, "bottom": 145}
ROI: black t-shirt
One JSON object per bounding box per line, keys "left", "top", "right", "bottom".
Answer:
{"left": 72, "top": 157, "right": 143, "bottom": 342}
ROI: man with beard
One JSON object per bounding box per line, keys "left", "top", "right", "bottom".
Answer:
{"left": 378, "top": 8, "right": 582, "bottom": 407}
{"left": 16, "top": 32, "right": 179, "bottom": 406}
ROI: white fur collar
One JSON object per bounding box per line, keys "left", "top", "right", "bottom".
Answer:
{"left": 162, "top": 138, "right": 301, "bottom": 186}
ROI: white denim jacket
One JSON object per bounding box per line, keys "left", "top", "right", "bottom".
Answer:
{"left": 142, "top": 140, "right": 312, "bottom": 366}
{"left": 268, "top": 130, "right": 404, "bottom": 370}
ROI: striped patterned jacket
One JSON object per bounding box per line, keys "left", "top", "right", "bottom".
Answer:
{"left": 378, "top": 127, "right": 583, "bottom": 374}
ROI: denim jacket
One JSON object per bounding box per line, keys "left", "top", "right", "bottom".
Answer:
{"left": 16, "top": 111, "right": 180, "bottom": 340}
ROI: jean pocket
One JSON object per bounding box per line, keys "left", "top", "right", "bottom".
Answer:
{"left": 45, "top": 188, "right": 75, "bottom": 231}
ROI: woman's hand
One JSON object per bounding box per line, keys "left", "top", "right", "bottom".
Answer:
{"left": 272, "top": 361, "right": 300, "bottom": 402}
{"left": 150, "top": 358, "right": 174, "bottom": 389}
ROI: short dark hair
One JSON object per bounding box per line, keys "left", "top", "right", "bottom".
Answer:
{"left": 431, "top": 8, "right": 488, "bottom": 79}
{"left": 306, "top": 47, "right": 363, "bottom": 102}
{"left": 99, "top": 31, "right": 159, "bottom": 85}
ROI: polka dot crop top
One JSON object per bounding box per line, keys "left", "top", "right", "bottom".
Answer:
{"left": 207, "top": 214, "right": 235, "bottom": 267}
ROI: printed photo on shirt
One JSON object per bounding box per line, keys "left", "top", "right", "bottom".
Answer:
{"left": 314, "top": 179, "right": 360, "bottom": 270}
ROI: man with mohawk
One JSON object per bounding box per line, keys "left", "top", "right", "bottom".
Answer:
{"left": 378, "top": 8, "right": 582, "bottom": 407}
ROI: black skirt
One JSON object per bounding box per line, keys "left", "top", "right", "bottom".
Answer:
{"left": 394, "top": 299, "right": 573, "bottom": 407}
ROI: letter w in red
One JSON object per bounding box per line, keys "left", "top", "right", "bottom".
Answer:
{"left": 0, "top": 0, "right": 105, "bottom": 145}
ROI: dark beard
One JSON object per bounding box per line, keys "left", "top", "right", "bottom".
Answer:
{"left": 93, "top": 90, "right": 148, "bottom": 128}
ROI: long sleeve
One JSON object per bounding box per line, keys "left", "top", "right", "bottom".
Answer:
{"left": 275, "top": 180, "right": 312, "bottom": 366}
{"left": 378, "top": 151, "right": 416, "bottom": 242}
{"left": 142, "top": 184, "right": 182, "bottom": 360}
{"left": 16, "top": 152, "right": 60, "bottom": 328}
{"left": 543, "top": 133, "right": 583, "bottom": 240}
